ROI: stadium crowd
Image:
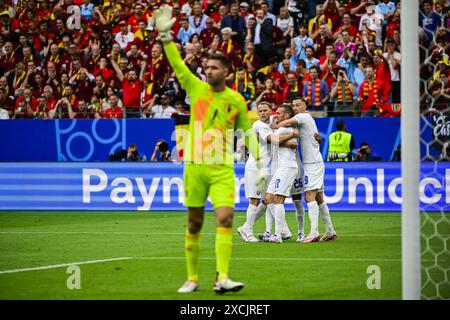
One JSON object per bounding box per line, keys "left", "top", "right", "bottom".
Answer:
{"left": 0, "top": 0, "right": 448, "bottom": 120}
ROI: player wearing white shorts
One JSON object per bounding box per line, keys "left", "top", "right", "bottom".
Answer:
{"left": 238, "top": 103, "right": 273, "bottom": 243}
{"left": 289, "top": 98, "right": 324, "bottom": 242}
{"left": 239, "top": 102, "right": 297, "bottom": 242}
{"left": 274, "top": 98, "right": 337, "bottom": 243}
{"left": 264, "top": 105, "right": 300, "bottom": 243}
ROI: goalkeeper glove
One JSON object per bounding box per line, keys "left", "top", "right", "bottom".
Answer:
{"left": 153, "top": 5, "right": 176, "bottom": 42}
{"left": 256, "top": 160, "right": 269, "bottom": 194}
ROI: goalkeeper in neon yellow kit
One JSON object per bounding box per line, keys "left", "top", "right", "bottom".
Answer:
{"left": 153, "top": 5, "right": 269, "bottom": 294}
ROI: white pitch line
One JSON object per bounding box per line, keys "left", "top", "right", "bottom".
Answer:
{"left": 134, "top": 257, "right": 404, "bottom": 262}
{"left": 0, "top": 256, "right": 440, "bottom": 275}
{"left": 0, "top": 231, "right": 401, "bottom": 237}
{"left": 0, "top": 231, "right": 207, "bottom": 235}
{"left": 0, "top": 257, "right": 132, "bottom": 275}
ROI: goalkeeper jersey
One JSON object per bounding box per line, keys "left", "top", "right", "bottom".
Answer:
{"left": 164, "top": 42, "right": 260, "bottom": 166}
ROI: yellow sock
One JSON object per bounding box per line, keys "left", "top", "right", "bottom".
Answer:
{"left": 215, "top": 227, "right": 233, "bottom": 282}
{"left": 185, "top": 229, "right": 200, "bottom": 282}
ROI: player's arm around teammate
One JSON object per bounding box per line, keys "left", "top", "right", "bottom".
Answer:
{"left": 274, "top": 99, "right": 337, "bottom": 243}
{"left": 263, "top": 106, "right": 300, "bottom": 243}
{"left": 238, "top": 102, "right": 301, "bottom": 242}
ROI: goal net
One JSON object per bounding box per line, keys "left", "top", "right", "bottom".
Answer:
{"left": 411, "top": 0, "right": 450, "bottom": 300}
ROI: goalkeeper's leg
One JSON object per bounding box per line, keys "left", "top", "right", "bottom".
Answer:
{"left": 210, "top": 168, "right": 244, "bottom": 293}
{"left": 178, "top": 207, "right": 204, "bottom": 293}
{"left": 213, "top": 207, "right": 243, "bottom": 293}
{"left": 179, "top": 164, "right": 208, "bottom": 293}
{"left": 215, "top": 207, "right": 235, "bottom": 281}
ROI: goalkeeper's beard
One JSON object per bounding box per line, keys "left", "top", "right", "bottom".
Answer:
{"left": 206, "top": 74, "right": 226, "bottom": 88}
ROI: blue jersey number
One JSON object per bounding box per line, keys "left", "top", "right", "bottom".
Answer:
{"left": 275, "top": 179, "right": 281, "bottom": 189}
{"left": 294, "top": 179, "right": 303, "bottom": 189}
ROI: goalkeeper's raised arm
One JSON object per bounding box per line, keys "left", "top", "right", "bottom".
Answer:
{"left": 153, "top": 5, "right": 202, "bottom": 93}
{"left": 153, "top": 4, "right": 262, "bottom": 169}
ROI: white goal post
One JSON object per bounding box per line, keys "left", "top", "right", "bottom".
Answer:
{"left": 401, "top": 0, "right": 421, "bottom": 300}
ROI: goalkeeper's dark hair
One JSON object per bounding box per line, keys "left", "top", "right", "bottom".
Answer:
{"left": 208, "top": 53, "right": 230, "bottom": 70}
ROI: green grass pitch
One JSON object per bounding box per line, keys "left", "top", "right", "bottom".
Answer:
{"left": 0, "top": 211, "right": 446, "bottom": 300}
{"left": 0, "top": 211, "right": 401, "bottom": 300}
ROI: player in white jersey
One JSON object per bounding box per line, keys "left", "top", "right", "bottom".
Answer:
{"left": 263, "top": 100, "right": 323, "bottom": 242}
{"left": 273, "top": 98, "right": 337, "bottom": 243}
{"left": 289, "top": 98, "right": 324, "bottom": 242}
{"left": 264, "top": 105, "right": 300, "bottom": 243}
{"left": 258, "top": 102, "right": 321, "bottom": 243}
{"left": 238, "top": 102, "right": 297, "bottom": 242}
{"left": 238, "top": 102, "right": 272, "bottom": 243}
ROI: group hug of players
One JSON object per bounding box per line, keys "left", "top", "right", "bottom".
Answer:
{"left": 238, "top": 97, "right": 337, "bottom": 244}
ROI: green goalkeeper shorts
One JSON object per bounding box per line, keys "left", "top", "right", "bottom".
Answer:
{"left": 183, "top": 164, "right": 235, "bottom": 209}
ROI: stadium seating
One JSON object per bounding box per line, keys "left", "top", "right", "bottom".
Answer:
{"left": 1, "top": 0, "right": 447, "bottom": 120}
